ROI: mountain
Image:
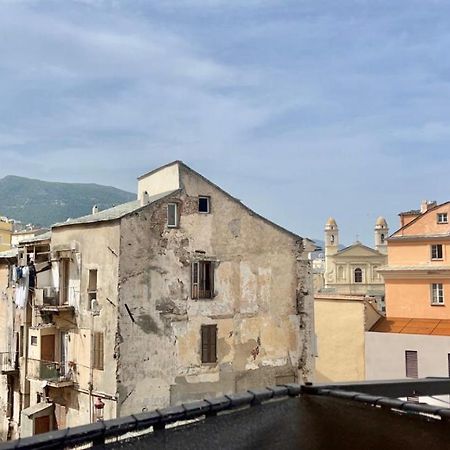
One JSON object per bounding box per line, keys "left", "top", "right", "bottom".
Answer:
{"left": 0, "top": 175, "right": 136, "bottom": 227}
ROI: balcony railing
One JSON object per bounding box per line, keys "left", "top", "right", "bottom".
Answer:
{"left": 0, "top": 351, "right": 18, "bottom": 374}
{"left": 28, "top": 358, "right": 74, "bottom": 386}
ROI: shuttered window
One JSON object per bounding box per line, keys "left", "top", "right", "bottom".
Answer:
{"left": 405, "top": 350, "right": 418, "bottom": 378}
{"left": 93, "top": 332, "right": 104, "bottom": 370}
{"left": 192, "top": 261, "right": 214, "bottom": 299}
{"left": 201, "top": 325, "right": 217, "bottom": 363}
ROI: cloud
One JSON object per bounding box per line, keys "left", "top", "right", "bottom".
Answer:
{"left": 0, "top": 0, "right": 450, "bottom": 244}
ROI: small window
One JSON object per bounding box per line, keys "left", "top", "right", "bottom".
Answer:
{"left": 437, "top": 213, "right": 448, "bottom": 224}
{"left": 87, "top": 269, "right": 98, "bottom": 310}
{"left": 354, "top": 268, "right": 363, "bottom": 283}
{"left": 201, "top": 324, "right": 217, "bottom": 363}
{"left": 405, "top": 350, "right": 418, "bottom": 378}
{"left": 381, "top": 233, "right": 385, "bottom": 243}
{"left": 192, "top": 261, "right": 214, "bottom": 299}
{"left": 198, "top": 196, "right": 210, "bottom": 213}
{"left": 31, "top": 336, "right": 38, "bottom": 346}
{"left": 431, "top": 283, "right": 444, "bottom": 305}
{"left": 330, "top": 235, "right": 334, "bottom": 244}
{"left": 93, "top": 332, "right": 104, "bottom": 370}
{"left": 431, "top": 244, "right": 443, "bottom": 260}
{"left": 167, "top": 203, "right": 178, "bottom": 228}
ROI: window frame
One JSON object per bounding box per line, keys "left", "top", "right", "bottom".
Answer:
{"left": 431, "top": 283, "right": 444, "bottom": 305}
{"left": 437, "top": 212, "right": 448, "bottom": 224}
{"left": 431, "top": 244, "right": 443, "bottom": 260}
{"left": 354, "top": 267, "right": 363, "bottom": 283}
{"left": 191, "top": 260, "right": 214, "bottom": 299}
{"left": 167, "top": 203, "right": 179, "bottom": 228}
{"left": 198, "top": 196, "right": 210, "bottom": 214}
{"left": 201, "top": 324, "right": 217, "bottom": 364}
{"left": 405, "top": 350, "right": 418, "bottom": 378}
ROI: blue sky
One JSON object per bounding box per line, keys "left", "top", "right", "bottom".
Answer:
{"left": 0, "top": 0, "right": 449, "bottom": 244}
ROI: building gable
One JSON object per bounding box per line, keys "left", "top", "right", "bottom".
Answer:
{"left": 335, "top": 243, "right": 383, "bottom": 258}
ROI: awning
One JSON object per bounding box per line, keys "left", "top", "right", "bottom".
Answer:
{"left": 21, "top": 402, "right": 54, "bottom": 418}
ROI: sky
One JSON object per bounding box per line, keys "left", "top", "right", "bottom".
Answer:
{"left": 0, "top": 0, "right": 449, "bottom": 245}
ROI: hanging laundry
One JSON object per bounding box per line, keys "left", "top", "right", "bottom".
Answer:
{"left": 15, "top": 266, "right": 29, "bottom": 309}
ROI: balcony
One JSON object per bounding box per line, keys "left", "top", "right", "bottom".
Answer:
{"left": 28, "top": 358, "right": 74, "bottom": 388}
{"left": 34, "top": 288, "right": 75, "bottom": 315}
{"left": 0, "top": 351, "right": 18, "bottom": 375}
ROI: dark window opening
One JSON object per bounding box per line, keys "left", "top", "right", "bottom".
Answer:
{"left": 198, "top": 196, "right": 210, "bottom": 213}
{"left": 88, "top": 269, "right": 98, "bottom": 310}
{"left": 431, "top": 244, "right": 443, "bottom": 260}
{"left": 354, "top": 268, "right": 363, "bottom": 283}
{"left": 201, "top": 324, "right": 217, "bottom": 363}
{"left": 381, "top": 233, "right": 385, "bottom": 243}
{"left": 167, "top": 203, "right": 178, "bottom": 228}
{"left": 192, "top": 261, "right": 214, "bottom": 299}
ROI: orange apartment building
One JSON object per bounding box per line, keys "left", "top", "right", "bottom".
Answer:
{"left": 366, "top": 201, "right": 450, "bottom": 401}
{"left": 382, "top": 200, "right": 450, "bottom": 319}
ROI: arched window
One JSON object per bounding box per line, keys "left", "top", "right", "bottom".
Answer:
{"left": 354, "top": 268, "right": 363, "bottom": 283}
{"left": 330, "top": 235, "right": 335, "bottom": 244}
{"left": 381, "top": 233, "right": 385, "bottom": 243}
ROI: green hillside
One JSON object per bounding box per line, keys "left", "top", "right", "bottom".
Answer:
{"left": 0, "top": 175, "right": 135, "bottom": 227}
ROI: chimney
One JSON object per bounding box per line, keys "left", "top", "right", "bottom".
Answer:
{"left": 141, "top": 191, "right": 150, "bottom": 206}
{"left": 420, "top": 200, "right": 437, "bottom": 214}
{"left": 92, "top": 205, "right": 99, "bottom": 214}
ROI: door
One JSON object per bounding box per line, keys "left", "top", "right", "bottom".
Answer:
{"left": 41, "top": 335, "right": 55, "bottom": 362}
{"left": 34, "top": 415, "right": 50, "bottom": 435}
{"left": 40, "top": 335, "right": 57, "bottom": 379}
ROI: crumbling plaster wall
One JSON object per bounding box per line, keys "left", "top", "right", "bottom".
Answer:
{"left": 117, "top": 168, "right": 314, "bottom": 416}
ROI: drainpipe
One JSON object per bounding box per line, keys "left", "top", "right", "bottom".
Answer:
{"left": 89, "top": 310, "right": 94, "bottom": 423}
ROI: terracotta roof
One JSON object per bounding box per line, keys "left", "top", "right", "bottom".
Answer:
{"left": 371, "top": 317, "right": 450, "bottom": 336}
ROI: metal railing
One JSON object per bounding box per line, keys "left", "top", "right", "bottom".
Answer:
{"left": 0, "top": 352, "right": 18, "bottom": 373}
{"left": 1, "top": 378, "right": 449, "bottom": 449}
{"left": 27, "top": 358, "right": 73, "bottom": 382}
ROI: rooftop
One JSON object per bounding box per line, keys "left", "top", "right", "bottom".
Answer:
{"left": 52, "top": 190, "right": 177, "bottom": 228}
{"left": 371, "top": 317, "right": 450, "bottom": 336}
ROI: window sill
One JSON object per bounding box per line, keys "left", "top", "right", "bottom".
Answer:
{"left": 431, "top": 258, "right": 443, "bottom": 261}
{"left": 431, "top": 303, "right": 445, "bottom": 306}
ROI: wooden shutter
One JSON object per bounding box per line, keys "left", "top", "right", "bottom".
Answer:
{"left": 192, "top": 262, "right": 199, "bottom": 299}
{"left": 93, "top": 332, "right": 104, "bottom": 370}
{"left": 405, "top": 350, "right": 418, "bottom": 378}
{"left": 201, "top": 325, "right": 217, "bottom": 363}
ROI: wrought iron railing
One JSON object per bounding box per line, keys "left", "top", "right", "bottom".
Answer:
{"left": 27, "top": 358, "right": 73, "bottom": 382}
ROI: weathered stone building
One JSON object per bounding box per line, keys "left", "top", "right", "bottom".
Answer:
{"left": 0, "top": 161, "right": 315, "bottom": 438}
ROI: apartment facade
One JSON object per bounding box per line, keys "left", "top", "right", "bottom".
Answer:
{"left": 367, "top": 201, "right": 450, "bottom": 401}
{"left": 0, "top": 161, "right": 315, "bottom": 438}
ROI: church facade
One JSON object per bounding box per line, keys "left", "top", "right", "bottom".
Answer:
{"left": 321, "top": 217, "right": 388, "bottom": 309}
